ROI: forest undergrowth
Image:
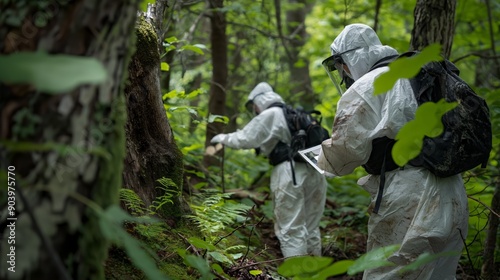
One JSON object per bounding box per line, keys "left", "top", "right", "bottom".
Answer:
{"left": 104, "top": 181, "right": 489, "bottom": 280}
{"left": 104, "top": 150, "right": 495, "bottom": 280}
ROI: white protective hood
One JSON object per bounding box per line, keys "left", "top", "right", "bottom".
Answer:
{"left": 329, "top": 23, "right": 399, "bottom": 81}
{"left": 247, "top": 82, "right": 285, "bottom": 112}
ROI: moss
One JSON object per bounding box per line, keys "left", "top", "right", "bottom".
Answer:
{"left": 134, "top": 17, "right": 160, "bottom": 67}
{"left": 105, "top": 246, "right": 145, "bottom": 279}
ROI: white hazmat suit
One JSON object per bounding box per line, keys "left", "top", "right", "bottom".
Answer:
{"left": 211, "top": 82, "right": 327, "bottom": 257}
{"left": 317, "top": 24, "right": 469, "bottom": 279}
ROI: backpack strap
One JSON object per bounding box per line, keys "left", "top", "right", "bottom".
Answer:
{"left": 267, "top": 103, "right": 299, "bottom": 185}
{"left": 369, "top": 54, "right": 400, "bottom": 71}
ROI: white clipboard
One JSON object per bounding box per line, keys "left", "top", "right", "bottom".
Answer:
{"left": 298, "top": 145, "right": 335, "bottom": 177}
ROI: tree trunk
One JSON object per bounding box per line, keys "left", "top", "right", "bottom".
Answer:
{"left": 410, "top": 0, "right": 457, "bottom": 59}
{"left": 284, "top": 0, "right": 316, "bottom": 110}
{"left": 0, "top": 0, "right": 139, "bottom": 279}
{"left": 204, "top": 0, "right": 228, "bottom": 166}
{"left": 482, "top": 178, "right": 500, "bottom": 279}
{"left": 122, "top": 7, "right": 184, "bottom": 221}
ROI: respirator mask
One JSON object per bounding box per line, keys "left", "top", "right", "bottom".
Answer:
{"left": 321, "top": 47, "right": 360, "bottom": 96}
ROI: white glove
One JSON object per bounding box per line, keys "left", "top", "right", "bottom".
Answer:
{"left": 210, "top": 134, "right": 226, "bottom": 144}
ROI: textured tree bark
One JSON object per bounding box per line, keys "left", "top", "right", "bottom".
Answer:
{"left": 0, "top": 0, "right": 139, "bottom": 279}
{"left": 122, "top": 14, "right": 184, "bottom": 220}
{"left": 204, "top": 0, "right": 228, "bottom": 166}
{"left": 410, "top": 0, "right": 456, "bottom": 59}
{"left": 285, "top": 0, "right": 316, "bottom": 110}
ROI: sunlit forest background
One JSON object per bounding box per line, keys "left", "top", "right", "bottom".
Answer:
{"left": 1, "top": 0, "right": 499, "bottom": 279}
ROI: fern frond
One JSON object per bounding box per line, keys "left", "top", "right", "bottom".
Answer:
{"left": 149, "top": 177, "right": 180, "bottom": 214}
{"left": 186, "top": 192, "right": 252, "bottom": 236}
{"left": 119, "top": 188, "right": 146, "bottom": 216}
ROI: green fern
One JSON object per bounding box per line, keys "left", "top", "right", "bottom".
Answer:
{"left": 119, "top": 188, "right": 147, "bottom": 216}
{"left": 149, "top": 177, "right": 180, "bottom": 214}
{"left": 186, "top": 191, "right": 252, "bottom": 236}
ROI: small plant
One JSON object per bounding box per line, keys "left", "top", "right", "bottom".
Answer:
{"left": 186, "top": 191, "right": 252, "bottom": 237}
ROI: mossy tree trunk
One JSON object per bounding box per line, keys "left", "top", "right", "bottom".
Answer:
{"left": 122, "top": 9, "right": 184, "bottom": 221}
{"left": 0, "top": 0, "right": 139, "bottom": 279}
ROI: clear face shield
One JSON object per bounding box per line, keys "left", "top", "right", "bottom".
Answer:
{"left": 321, "top": 47, "right": 360, "bottom": 96}
{"left": 244, "top": 92, "right": 264, "bottom": 115}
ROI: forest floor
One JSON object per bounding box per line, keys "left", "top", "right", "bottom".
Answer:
{"left": 104, "top": 190, "right": 487, "bottom": 280}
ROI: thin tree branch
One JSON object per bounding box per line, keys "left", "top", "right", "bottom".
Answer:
{"left": 468, "top": 195, "right": 500, "bottom": 219}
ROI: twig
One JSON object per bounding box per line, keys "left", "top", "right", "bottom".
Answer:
{"left": 468, "top": 195, "right": 500, "bottom": 218}
{"left": 458, "top": 228, "right": 479, "bottom": 280}
{"left": 213, "top": 222, "right": 248, "bottom": 246}
{"left": 240, "top": 214, "right": 265, "bottom": 266}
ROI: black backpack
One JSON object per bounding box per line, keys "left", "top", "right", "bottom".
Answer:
{"left": 364, "top": 51, "right": 492, "bottom": 213}
{"left": 268, "top": 103, "right": 330, "bottom": 184}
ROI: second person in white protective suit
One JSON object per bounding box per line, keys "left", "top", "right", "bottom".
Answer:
{"left": 211, "top": 82, "right": 327, "bottom": 258}
{"left": 317, "top": 24, "right": 469, "bottom": 279}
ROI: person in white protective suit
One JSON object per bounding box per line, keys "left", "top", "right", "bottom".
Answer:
{"left": 211, "top": 82, "right": 327, "bottom": 258}
{"left": 317, "top": 24, "right": 469, "bottom": 279}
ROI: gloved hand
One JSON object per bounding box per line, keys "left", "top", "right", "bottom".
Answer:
{"left": 210, "top": 134, "right": 226, "bottom": 144}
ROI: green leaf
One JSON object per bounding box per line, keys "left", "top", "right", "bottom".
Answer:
{"left": 208, "top": 114, "right": 229, "bottom": 124}
{"left": 392, "top": 99, "right": 457, "bottom": 166}
{"left": 208, "top": 251, "right": 232, "bottom": 265}
{"left": 278, "top": 256, "right": 333, "bottom": 277}
{"left": 316, "top": 260, "right": 355, "bottom": 278}
{"left": 165, "top": 36, "right": 179, "bottom": 43}
{"left": 0, "top": 52, "right": 107, "bottom": 93}
{"left": 162, "top": 89, "right": 180, "bottom": 100}
{"left": 188, "top": 237, "right": 217, "bottom": 251}
{"left": 373, "top": 44, "right": 443, "bottom": 95}
{"left": 347, "top": 244, "right": 400, "bottom": 275}
{"left": 161, "top": 62, "right": 170, "bottom": 72}
{"left": 181, "top": 45, "right": 205, "bottom": 55}
{"left": 250, "top": 270, "right": 263, "bottom": 276}
{"left": 399, "top": 251, "right": 459, "bottom": 273}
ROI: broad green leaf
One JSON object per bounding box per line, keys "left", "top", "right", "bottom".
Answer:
{"left": 347, "top": 244, "right": 400, "bottom": 275}
{"left": 161, "top": 62, "right": 170, "bottom": 72}
{"left": 181, "top": 45, "right": 205, "bottom": 55}
{"left": 315, "top": 260, "right": 355, "bottom": 279}
{"left": 208, "top": 251, "right": 232, "bottom": 265}
{"left": 278, "top": 256, "right": 333, "bottom": 277}
{"left": 163, "top": 89, "right": 179, "bottom": 100}
{"left": 392, "top": 100, "right": 457, "bottom": 166}
{"left": 373, "top": 44, "right": 443, "bottom": 95}
{"left": 0, "top": 52, "right": 107, "bottom": 93}
{"left": 399, "top": 251, "right": 459, "bottom": 273}
{"left": 188, "top": 237, "right": 217, "bottom": 251}
{"left": 165, "top": 36, "right": 179, "bottom": 43}
{"left": 186, "top": 89, "right": 203, "bottom": 99}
